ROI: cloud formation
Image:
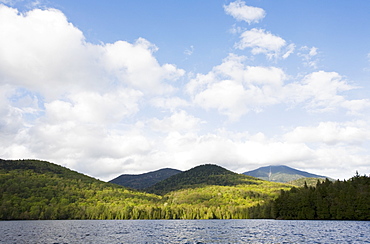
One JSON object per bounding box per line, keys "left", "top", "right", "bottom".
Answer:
{"left": 0, "top": 5, "right": 184, "bottom": 98}
{"left": 0, "top": 2, "right": 369, "bottom": 181}
{"left": 284, "top": 121, "right": 370, "bottom": 145}
{"left": 224, "top": 0, "right": 266, "bottom": 24}
{"left": 187, "top": 54, "right": 362, "bottom": 120}
{"left": 235, "top": 28, "right": 294, "bottom": 59}
{"left": 187, "top": 54, "right": 286, "bottom": 120}
{"left": 0, "top": 5, "right": 185, "bottom": 178}
{"left": 298, "top": 46, "right": 319, "bottom": 68}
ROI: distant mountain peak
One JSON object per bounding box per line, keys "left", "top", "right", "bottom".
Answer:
{"left": 109, "top": 168, "right": 181, "bottom": 189}
{"left": 243, "top": 165, "right": 329, "bottom": 183}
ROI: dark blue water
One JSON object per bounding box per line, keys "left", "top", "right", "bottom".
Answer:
{"left": 0, "top": 219, "right": 369, "bottom": 243}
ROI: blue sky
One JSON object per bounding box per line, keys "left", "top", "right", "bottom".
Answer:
{"left": 1, "top": 0, "right": 370, "bottom": 181}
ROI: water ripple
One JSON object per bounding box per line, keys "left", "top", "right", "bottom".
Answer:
{"left": 0, "top": 219, "right": 369, "bottom": 243}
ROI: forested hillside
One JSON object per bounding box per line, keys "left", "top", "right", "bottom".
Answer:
{"left": 0, "top": 159, "right": 292, "bottom": 220}
{"left": 145, "top": 164, "right": 292, "bottom": 219}
{"left": 145, "top": 164, "right": 261, "bottom": 195}
{"left": 0, "top": 159, "right": 161, "bottom": 220}
{"left": 162, "top": 179, "right": 292, "bottom": 219}
{"left": 288, "top": 177, "right": 326, "bottom": 187}
{"left": 249, "top": 174, "right": 370, "bottom": 220}
{"left": 4, "top": 159, "right": 368, "bottom": 221}
{"left": 110, "top": 168, "right": 181, "bottom": 189}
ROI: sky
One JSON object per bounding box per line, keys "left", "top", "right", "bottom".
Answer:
{"left": 1, "top": 0, "right": 370, "bottom": 181}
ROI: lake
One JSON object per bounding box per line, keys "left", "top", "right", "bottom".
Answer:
{"left": 0, "top": 219, "right": 369, "bottom": 243}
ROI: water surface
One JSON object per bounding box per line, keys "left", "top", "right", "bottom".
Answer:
{"left": 1, "top": 219, "right": 369, "bottom": 243}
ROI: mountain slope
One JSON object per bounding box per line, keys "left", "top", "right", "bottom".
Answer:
{"left": 163, "top": 179, "right": 292, "bottom": 218}
{"left": 109, "top": 168, "right": 182, "bottom": 189}
{"left": 0, "top": 159, "right": 160, "bottom": 220}
{"left": 0, "top": 159, "right": 293, "bottom": 220}
{"left": 243, "top": 165, "right": 329, "bottom": 183}
{"left": 0, "top": 158, "right": 99, "bottom": 182}
{"left": 288, "top": 177, "right": 326, "bottom": 187}
{"left": 145, "top": 164, "right": 260, "bottom": 195}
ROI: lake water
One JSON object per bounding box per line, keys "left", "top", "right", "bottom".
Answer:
{"left": 0, "top": 219, "right": 369, "bottom": 243}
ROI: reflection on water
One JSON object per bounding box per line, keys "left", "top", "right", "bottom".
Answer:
{"left": 1, "top": 219, "right": 369, "bottom": 243}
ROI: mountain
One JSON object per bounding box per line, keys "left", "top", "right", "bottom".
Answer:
{"left": 0, "top": 158, "right": 99, "bottom": 182}
{"left": 145, "top": 164, "right": 261, "bottom": 195}
{"left": 109, "top": 168, "right": 182, "bottom": 189}
{"left": 0, "top": 159, "right": 160, "bottom": 220}
{"left": 3, "top": 159, "right": 368, "bottom": 220}
{"left": 0, "top": 159, "right": 293, "bottom": 220}
{"left": 243, "top": 165, "right": 329, "bottom": 183}
{"left": 144, "top": 164, "right": 293, "bottom": 218}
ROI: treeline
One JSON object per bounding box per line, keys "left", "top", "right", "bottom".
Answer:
{"left": 249, "top": 174, "right": 370, "bottom": 220}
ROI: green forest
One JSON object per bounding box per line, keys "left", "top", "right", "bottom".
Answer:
{"left": 249, "top": 174, "right": 370, "bottom": 220}
{"left": 1, "top": 159, "right": 369, "bottom": 220}
{"left": 0, "top": 159, "right": 291, "bottom": 220}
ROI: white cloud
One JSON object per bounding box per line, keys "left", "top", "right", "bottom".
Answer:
{"left": 150, "top": 96, "right": 189, "bottom": 112}
{"left": 0, "top": 4, "right": 369, "bottom": 182}
{"left": 309, "top": 47, "right": 318, "bottom": 56}
{"left": 2, "top": 112, "right": 368, "bottom": 180}
{"left": 154, "top": 129, "right": 361, "bottom": 179}
{"left": 102, "top": 38, "right": 185, "bottom": 94}
{"left": 224, "top": 0, "right": 266, "bottom": 24}
{"left": 0, "top": 5, "right": 185, "bottom": 98}
{"left": 284, "top": 71, "right": 355, "bottom": 112}
{"left": 284, "top": 121, "right": 370, "bottom": 145}
{"left": 243, "top": 66, "right": 287, "bottom": 86}
{"left": 44, "top": 89, "right": 142, "bottom": 124}
{"left": 0, "top": 90, "right": 24, "bottom": 135}
{"left": 187, "top": 56, "right": 366, "bottom": 120}
{"left": 149, "top": 110, "right": 203, "bottom": 133}
{"left": 282, "top": 43, "right": 296, "bottom": 59}
{"left": 298, "top": 46, "right": 319, "bottom": 68}
{"left": 186, "top": 54, "right": 287, "bottom": 120}
{"left": 0, "top": 110, "right": 156, "bottom": 179}
{"left": 341, "top": 99, "right": 370, "bottom": 115}
{"left": 0, "top": 5, "right": 186, "bottom": 179}
{"left": 192, "top": 79, "right": 250, "bottom": 120}
{"left": 0, "top": 6, "right": 91, "bottom": 97}
{"left": 235, "top": 28, "right": 290, "bottom": 59}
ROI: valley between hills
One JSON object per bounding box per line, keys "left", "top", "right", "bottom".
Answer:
{"left": 1, "top": 159, "right": 369, "bottom": 220}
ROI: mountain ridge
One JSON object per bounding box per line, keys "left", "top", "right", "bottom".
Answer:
{"left": 0, "top": 159, "right": 292, "bottom": 220}
{"left": 145, "top": 164, "right": 260, "bottom": 195}
{"left": 109, "top": 164, "right": 331, "bottom": 188}
{"left": 109, "top": 168, "right": 182, "bottom": 189}
{"left": 243, "top": 165, "right": 329, "bottom": 183}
